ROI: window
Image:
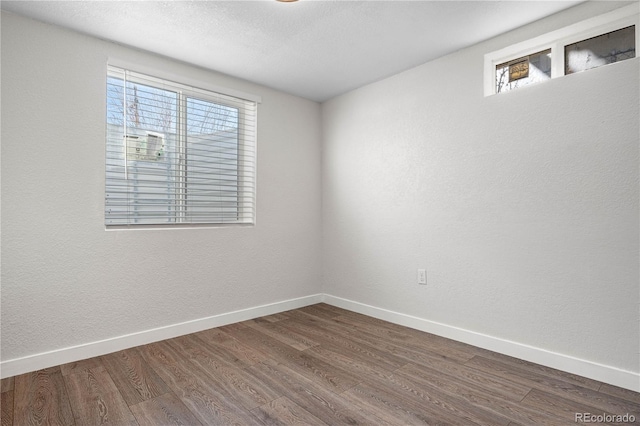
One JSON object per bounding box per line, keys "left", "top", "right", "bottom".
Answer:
{"left": 565, "top": 26, "right": 636, "bottom": 74}
{"left": 496, "top": 49, "right": 551, "bottom": 93}
{"left": 105, "top": 66, "right": 257, "bottom": 226}
{"left": 484, "top": 4, "right": 639, "bottom": 96}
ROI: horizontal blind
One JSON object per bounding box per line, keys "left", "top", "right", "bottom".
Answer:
{"left": 105, "top": 66, "right": 257, "bottom": 226}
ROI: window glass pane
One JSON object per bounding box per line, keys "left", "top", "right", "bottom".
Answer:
{"left": 496, "top": 49, "right": 552, "bottom": 93}
{"left": 565, "top": 26, "right": 635, "bottom": 74}
{"left": 105, "top": 76, "right": 179, "bottom": 225}
{"left": 186, "top": 97, "right": 240, "bottom": 223}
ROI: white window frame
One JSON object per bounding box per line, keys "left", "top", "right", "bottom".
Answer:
{"left": 484, "top": 4, "right": 639, "bottom": 96}
{"left": 105, "top": 61, "right": 261, "bottom": 229}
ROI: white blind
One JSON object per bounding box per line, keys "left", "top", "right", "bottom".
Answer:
{"left": 105, "top": 66, "right": 257, "bottom": 226}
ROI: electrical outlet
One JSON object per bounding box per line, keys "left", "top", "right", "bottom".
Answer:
{"left": 417, "top": 269, "right": 427, "bottom": 285}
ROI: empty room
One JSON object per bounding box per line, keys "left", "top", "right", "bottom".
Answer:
{"left": 1, "top": 0, "right": 639, "bottom": 424}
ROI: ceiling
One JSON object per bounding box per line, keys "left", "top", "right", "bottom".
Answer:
{"left": 1, "top": 0, "right": 583, "bottom": 102}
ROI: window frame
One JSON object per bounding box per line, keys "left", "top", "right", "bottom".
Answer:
{"left": 484, "top": 4, "right": 639, "bottom": 96}
{"left": 105, "top": 62, "right": 260, "bottom": 229}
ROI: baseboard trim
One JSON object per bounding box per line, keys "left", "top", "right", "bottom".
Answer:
{"left": 0, "top": 294, "right": 323, "bottom": 379}
{"left": 322, "top": 294, "right": 640, "bottom": 392}
{"left": 3, "top": 293, "right": 638, "bottom": 392}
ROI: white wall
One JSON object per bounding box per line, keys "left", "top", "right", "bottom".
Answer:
{"left": 1, "top": 11, "right": 322, "bottom": 365}
{"left": 322, "top": 0, "right": 639, "bottom": 379}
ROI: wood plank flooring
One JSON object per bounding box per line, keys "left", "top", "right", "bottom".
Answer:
{"left": 2, "top": 303, "right": 639, "bottom": 425}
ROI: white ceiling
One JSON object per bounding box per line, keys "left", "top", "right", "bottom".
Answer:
{"left": 1, "top": 0, "right": 582, "bottom": 102}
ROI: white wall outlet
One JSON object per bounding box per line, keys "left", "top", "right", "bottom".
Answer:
{"left": 417, "top": 269, "right": 427, "bottom": 285}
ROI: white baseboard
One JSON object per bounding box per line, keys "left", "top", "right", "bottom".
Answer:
{"left": 3, "top": 292, "right": 638, "bottom": 393}
{"left": 0, "top": 294, "right": 323, "bottom": 379}
{"left": 322, "top": 294, "right": 640, "bottom": 393}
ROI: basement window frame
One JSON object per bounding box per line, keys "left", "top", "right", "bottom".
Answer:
{"left": 484, "top": 4, "right": 639, "bottom": 96}
{"left": 104, "top": 61, "right": 261, "bottom": 229}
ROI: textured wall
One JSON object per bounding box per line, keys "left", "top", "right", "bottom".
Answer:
{"left": 322, "top": 3, "right": 639, "bottom": 373}
{"left": 1, "top": 12, "right": 322, "bottom": 362}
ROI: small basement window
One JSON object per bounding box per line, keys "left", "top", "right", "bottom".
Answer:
{"left": 495, "top": 49, "right": 551, "bottom": 93}
{"left": 565, "top": 26, "right": 636, "bottom": 74}
{"left": 484, "top": 4, "right": 638, "bottom": 96}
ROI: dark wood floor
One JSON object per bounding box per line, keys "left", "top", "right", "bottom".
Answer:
{"left": 1, "top": 303, "right": 639, "bottom": 425}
